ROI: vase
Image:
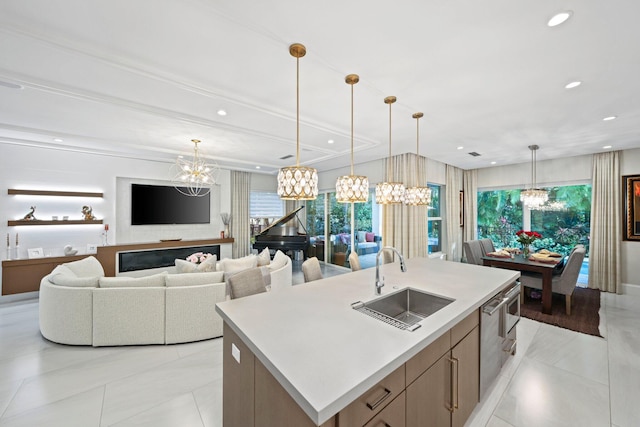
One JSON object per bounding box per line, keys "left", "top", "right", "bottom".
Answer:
{"left": 224, "top": 225, "right": 230, "bottom": 239}
{"left": 522, "top": 245, "right": 530, "bottom": 258}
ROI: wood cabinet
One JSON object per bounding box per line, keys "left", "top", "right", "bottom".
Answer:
{"left": 222, "top": 309, "right": 481, "bottom": 427}
{"left": 1, "top": 255, "right": 89, "bottom": 295}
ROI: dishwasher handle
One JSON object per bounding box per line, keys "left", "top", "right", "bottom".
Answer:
{"left": 482, "top": 297, "right": 508, "bottom": 316}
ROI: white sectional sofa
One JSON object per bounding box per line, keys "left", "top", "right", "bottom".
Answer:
{"left": 39, "top": 252, "right": 292, "bottom": 346}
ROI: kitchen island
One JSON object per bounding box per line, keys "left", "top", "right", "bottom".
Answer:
{"left": 215, "top": 257, "right": 519, "bottom": 426}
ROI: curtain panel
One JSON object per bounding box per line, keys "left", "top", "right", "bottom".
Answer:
{"left": 381, "top": 153, "right": 427, "bottom": 259}
{"left": 445, "top": 165, "right": 463, "bottom": 261}
{"left": 231, "top": 171, "right": 251, "bottom": 258}
{"left": 463, "top": 169, "right": 478, "bottom": 244}
{"left": 589, "top": 151, "right": 621, "bottom": 293}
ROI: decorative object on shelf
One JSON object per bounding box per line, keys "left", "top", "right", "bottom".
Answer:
{"left": 22, "top": 206, "right": 37, "bottom": 220}
{"left": 520, "top": 145, "right": 548, "bottom": 208}
{"left": 277, "top": 43, "right": 318, "bottom": 200}
{"left": 63, "top": 245, "right": 78, "bottom": 256}
{"left": 404, "top": 112, "right": 432, "bottom": 206}
{"left": 102, "top": 223, "right": 110, "bottom": 246}
{"left": 6, "top": 233, "right": 10, "bottom": 260}
{"left": 376, "top": 96, "right": 405, "bottom": 204}
{"left": 336, "top": 74, "right": 369, "bottom": 203}
{"left": 515, "top": 230, "right": 542, "bottom": 257}
{"left": 171, "top": 139, "right": 219, "bottom": 197}
{"left": 52, "top": 216, "right": 58, "bottom": 220}
{"left": 81, "top": 205, "right": 96, "bottom": 220}
{"left": 27, "top": 247, "right": 44, "bottom": 259}
{"left": 221, "top": 212, "right": 232, "bottom": 238}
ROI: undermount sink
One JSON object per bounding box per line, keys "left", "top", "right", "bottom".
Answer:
{"left": 352, "top": 288, "right": 455, "bottom": 331}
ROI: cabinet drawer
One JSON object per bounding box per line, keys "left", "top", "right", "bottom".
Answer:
{"left": 405, "top": 331, "right": 450, "bottom": 385}
{"left": 451, "top": 309, "right": 479, "bottom": 346}
{"left": 338, "top": 365, "right": 405, "bottom": 426}
{"left": 364, "top": 391, "right": 406, "bottom": 427}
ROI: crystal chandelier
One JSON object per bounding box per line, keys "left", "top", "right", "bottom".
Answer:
{"left": 171, "top": 139, "right": 219, "bottom": 197}
{"left": 404, "top": 112, "right": 432, "bottom": 206}
{"left": 336, "top": 74, "right": 369, "bottom": 203}
{"left": 375, "top": 96, "right": 405, "bottom": 204}
{"left": 520, "top": 145, "right": 548, "bottom": 208}
{"left": 277, "top": 43, "right": 318, "bottom": 200}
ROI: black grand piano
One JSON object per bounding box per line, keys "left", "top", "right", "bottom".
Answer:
{"left": 252, "top": 206, "right": 309, "bottom": 258}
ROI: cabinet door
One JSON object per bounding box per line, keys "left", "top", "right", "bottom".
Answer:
{"left": 451, "top": 325, "right": 479, "bottom": 427}
{"left": 406, "top": 353, "right": 451, "bottom": 427}
{"left": 364, "top": 391, "right": 406, "bottom": 427}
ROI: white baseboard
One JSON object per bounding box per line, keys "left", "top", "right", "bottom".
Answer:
{"left": 621, "top": 283, "right": 640, "bottom": 296}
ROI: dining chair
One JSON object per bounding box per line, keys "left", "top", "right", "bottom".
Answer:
{"left": 479, "top": 238, "right": 496, "bottom": 256}
{"left": 349, "top": 252, "right": 361, "bottom": 271}
{"left": 519, "top": 245, "right": 586, "bottom": 315}
{"left": 463, "top": 240, "right": 484, "bottom": 265}
{"left": 228, "top": 267, "right": 267, "bottom": 299}
{"left": 301, "top": 257, "right": 323, "bottom": 282}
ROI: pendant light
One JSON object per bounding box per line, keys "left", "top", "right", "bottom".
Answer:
{"left": 170, "top": 139, "right": 219, "bottom": 197}
{"left": 277, "top": 43, "right": 318, "bottom": 200}
{"left": 336, "top": 74, "right": 369, "bottom": 203}
{"left": 404, "top": 112, "right": 431, "bottom": 206}
{"left": 520, "top": 145, "right": 548, "bottom": 208}
{"left": 375, "top": 96, "right": 405, "bottom": 204}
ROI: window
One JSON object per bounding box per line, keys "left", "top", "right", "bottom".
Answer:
{"left": 249, "top": 192, "right": 283, "bottom": 236}
{"left": 427, "top": 184, "right": 442, "bottom": 254}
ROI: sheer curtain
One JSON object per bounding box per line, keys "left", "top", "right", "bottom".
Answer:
{"left": 231, "top": 171, "right": 251, "bottom": 258}
{"left": 381, "top": 154, "right": 427, "bottom": 259}
{"left": 589, "top": 151, "right": 621, "bottom": 293}
{"left": 444, "top": 165, "right": 463, "bottom": 261}
{"left": 462, "top": 169, "right": 478, "bottom": 243}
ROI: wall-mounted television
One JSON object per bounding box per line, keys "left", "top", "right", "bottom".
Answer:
{"left": 131, "top": 184, "right": 211, "bottom": 225}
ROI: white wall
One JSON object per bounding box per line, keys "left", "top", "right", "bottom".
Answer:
{"left": 0, "top": 143, "right": 231, "bottom": 296}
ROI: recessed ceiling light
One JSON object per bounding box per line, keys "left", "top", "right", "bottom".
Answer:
{"left": 548, "top": 11, "right": 572, "bottom": 27}
{"left": 217, "top": 110, "right": 227, "bottom": 116}
{"left": 457, "top": 146, "right": 464, "bottom": 150}
{"left": 328, "top": 139, "right": 334, "bottom": 144}
{"left": 565, "top": 81, "right": 582, "bottom": 89}
{"left": 53, "top": 138, "right": 63, "bottom": 142}
{"left": 603, "top": 116, "right": 617, "bottom": 121}
{"left": 255, "top": 166, "right": 261, "bottom": 169}
{"left": 602, "top": 145, "right": 612, "bottom": 149}
{"left": 490, "top": 161, "right": 497, "bottom": 165}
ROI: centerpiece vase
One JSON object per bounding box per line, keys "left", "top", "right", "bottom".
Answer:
{"left": 522, "top": 245, "right": 530, "bottom": 258}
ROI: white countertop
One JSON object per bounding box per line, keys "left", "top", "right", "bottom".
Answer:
{"left": 215, "top": 257, "right": 519, "bottom": 425}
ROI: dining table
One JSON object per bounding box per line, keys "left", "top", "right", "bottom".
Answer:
{"left": 482, "top": 254, "right": 558, "bottom": 314}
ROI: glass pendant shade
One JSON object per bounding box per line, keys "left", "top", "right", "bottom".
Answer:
{"left": 375, "top": 96, "right": 405, "bottom": 204}
{"left": 336, "top": 74, "right": 369, "bottom": 203}
{"left": 520, "top": 145, "right": 548, "bottom": 208}
{"left": 277, "top": 43, "right": 318, "bottom": 201}
{"left": 171, "top": 139, "right": 219, "bottom": 197}
{"left": 404, "top": 112, "right": 431, "bottom": 206}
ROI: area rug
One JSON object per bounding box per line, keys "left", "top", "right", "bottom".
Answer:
{"left": 520, "top": 287, "right": 602, "bottom": 337}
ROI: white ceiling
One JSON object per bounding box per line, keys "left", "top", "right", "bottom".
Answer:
{"left": 1, "top": 0, "right": 639, "bottom": 176}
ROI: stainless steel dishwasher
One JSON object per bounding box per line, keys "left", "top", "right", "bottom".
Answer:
{"left": 480, "top": 281, "right": 521, "bottom": 399}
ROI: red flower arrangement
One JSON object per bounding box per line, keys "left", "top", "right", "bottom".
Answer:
{"left": 515, "top": 230, "right": 542, "bottom": 245}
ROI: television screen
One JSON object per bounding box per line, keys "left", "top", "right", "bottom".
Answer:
{"left": 131, "top": 184, "right": 211, "bottom": 225}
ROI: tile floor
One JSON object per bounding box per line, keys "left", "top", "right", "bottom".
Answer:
{"left": 0, "top": 271, "right": 638, "bottom": 426}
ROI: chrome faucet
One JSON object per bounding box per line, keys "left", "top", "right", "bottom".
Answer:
{"left": 375, "top": 246, "right": 407, "bottom": 295}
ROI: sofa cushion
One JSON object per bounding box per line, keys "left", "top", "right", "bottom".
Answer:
{"left": 99, "top": 272, "right": 168, "bottom": 288}
{"left": 165, "top": 271, "right": 225, "bottom": 287}
{"left": 218, "top": 254, "right": 258, "bottom": 273}
{"left": 268, "top": 250, "right": 289, "bottom": 271}
{"left": 257, "top": 247, "right": 271, "bottom": 266}
{"left": 63, "top": 256, "right": 104, "bottom": 278}
{"left": 175, "top": 259, "right": 197, "bottom": 273}
{"left": 357, "top": 231, "right": 367, "bottom": 243}
{"left": 366, "top": 232, "right": 375, "bottom": 242}
{"left": 51, "top": 273, "right": 100, "bottom": 288}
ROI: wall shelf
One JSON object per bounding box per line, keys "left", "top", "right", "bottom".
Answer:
{"left": 8, "top": 189, "right": 103, "bottom": 198}
{"left": 8, "top": 220, "right": 103, "bottom": 226}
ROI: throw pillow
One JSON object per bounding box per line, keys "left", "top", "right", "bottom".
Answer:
{"left": 175, "top": 258, "right": 198, "bottom": 273}
{"left": 51, "top": 274, "right": 100, "bottom": 288}
{"left": 196, "top": 254, "right": 218, "bottom": 272}
{"left": 365, "top": 232, "right": 375, "bottom": 242}
{"left": 357, "top": 231, "right": 367, "bottom": 243}
{"left": 63, "top": 256, "right": 105, "bottom": 278}
{"left": 218, "top": 254, "right": 258, "bottom": 273}
{"left": 165, "top": 271, "right": 225, "bottom": 287}
{"left": 257, "top": 247, "right": 271, "bottom": 267}
{"left": 269, "top": 250, "right": 289, "bottom": 271}
{"left": 98, "top": 272, "right": 168, "bottom": 288}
